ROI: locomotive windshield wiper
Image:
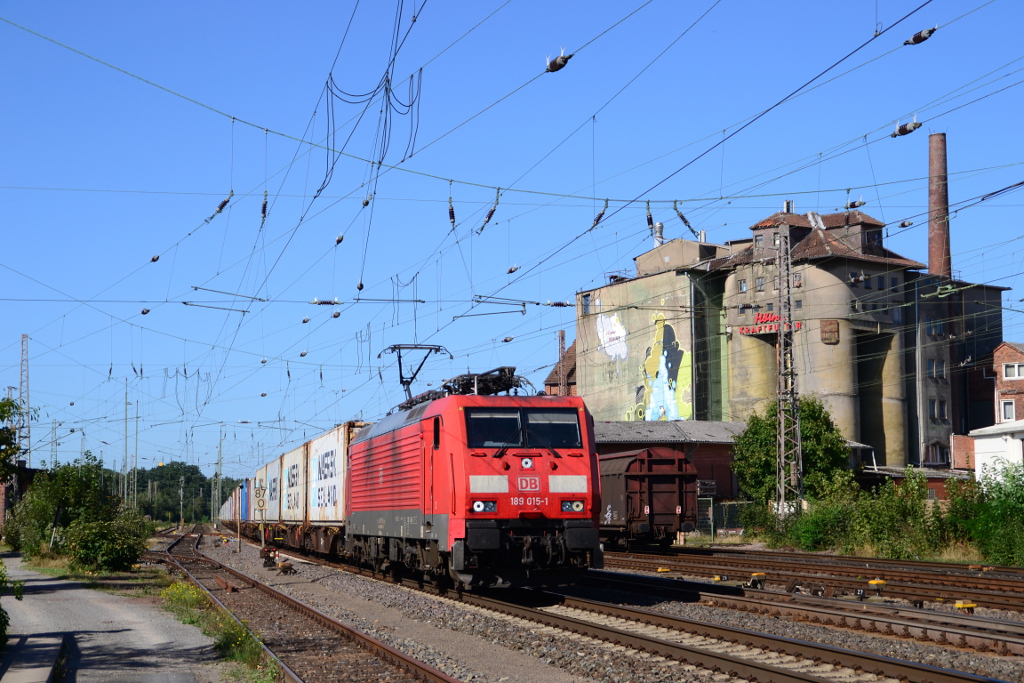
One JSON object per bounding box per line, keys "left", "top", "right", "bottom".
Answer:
{"left": 525, "top": 429, "right": 562, "bottom": 458}
{"left": 492, "top": 427, "right": 523, "bottom": 458}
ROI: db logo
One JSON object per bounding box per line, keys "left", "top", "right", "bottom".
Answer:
{"left": 517, "top": 476, "right": 541, "bottom": 492}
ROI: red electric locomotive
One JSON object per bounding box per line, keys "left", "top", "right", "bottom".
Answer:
{"left": 345, "top": 367, "right": 603, "bottom": 588}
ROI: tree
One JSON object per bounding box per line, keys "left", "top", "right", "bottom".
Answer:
{"left": 0, "top": 398, "right": 23, "bottom": 482}
{"left": 732, "top": 396, "right": 849, "bottom": 504}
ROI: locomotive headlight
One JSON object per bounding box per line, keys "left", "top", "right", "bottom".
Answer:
{"left": 561, "top": 500, "right": 585, "bottom": 512}
{"left": 472, "top": 500, "right": 497, "bottom": 513}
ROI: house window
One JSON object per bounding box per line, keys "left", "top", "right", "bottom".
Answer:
{"left": 891, "top": 277, "right": 899, "bottom": 291}
{"left": 926, "top": 318, "right": 944, "bottom": 336}
{"left": 927, "top": 359, "right": 935, "bottom": 378}
{"left": 794, "top": 273, "right": 803, "bottom": 288}
{"left": 755, "top": 234, "right": 764, "bottom": 248}
{"left": 766, "top": 303, "right": 774, "bottom": 312}
{"left": 877, "top": 276, "right": 885, "bottom": 290}
{"left": 739, "top": 279, "right": 748, "bottom": 293}
{"left": 939, "top": 400, "right": 948, "bottom": 420}
{"left": 582, "top": 294, "right": 591, "bottom": 315}
{"left": 756, "top": 277, "right": 765, "bottom": 292}
{"left": 1003, "top": 363, "right": 1024, "bottom": 379}
{"left": 928, "top": 399, "right": 937, "bottom": 419}
{"left": 795, "top": 300, "right": 803, "bottom": 310}
{"left": 1002, "top": 400, "right": 1016, "bottom": 421}
{"left": 865, "top": 276, "right": 872, "bottom": 290}
{"left": 772, "top": 232, "right": 780, "bottom": 248}
{"left": 738, "top": 304, "right": 748, "bottom": 317}
{"left": 927, "top": 488, "right": 937, "bottom": 500}
{"left": 936, "top": 360, "right": 946, "bottom": 378}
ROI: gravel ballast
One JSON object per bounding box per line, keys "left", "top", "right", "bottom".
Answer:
{"left": 204, "top": 539, "right": 1021, "bottom": 683}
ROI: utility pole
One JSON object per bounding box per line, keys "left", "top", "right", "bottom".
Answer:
{"left": 775, "top": 221, "right": 803, "bottom": 521}
{"left": 18, "top": 334, "right": 31, "bottom": 467}
{"left": 134, "top": 400, "right": 139, "bottom": 508}
{"left": 179, "top": 476, "right": 185, "bottom": 528}
{"left": 558, "top": 330, "right": 567, "bottom": 396}
{"left": 213, "top": 427, "right": 224, "bottom": 529}
{"left": 51, "top": 419, "right": 57, "bottom": 467}
{"left": 123, "top": 379, "right": 129, "bottom": 505}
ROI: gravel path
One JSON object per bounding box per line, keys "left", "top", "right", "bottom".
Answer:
{"left": 205, "top": 540, "right": 734, "bottom": 683}
{"left": 2, "top": 551, "right": 228, "bottom": 682}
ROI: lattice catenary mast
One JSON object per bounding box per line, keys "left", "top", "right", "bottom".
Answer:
{"left": 18, "top": 334, "right": 30, "bottom": 467}
{"left": 775, "top": 223, "right": 803, "bottom": 517}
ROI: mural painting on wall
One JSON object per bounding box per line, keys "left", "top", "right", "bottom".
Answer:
{"left": 627, "top": 312, "right": 693, "bottom": 422}
{"left": 596, "top": 300, "right": 628, "bottom": 361}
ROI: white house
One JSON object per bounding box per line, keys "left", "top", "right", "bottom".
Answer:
{"left": 968, "top": 420, "right": 1024, "bottom": 479}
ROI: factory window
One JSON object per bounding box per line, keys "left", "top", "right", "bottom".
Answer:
{"left": 755, "top": 234, "right": 764, "bottom": 248}
{"left": 582, "top": 294, "right": 591, "bottom": 315}
{"left": 939, "top": 400, "right": 948, "bottom": 420}
{"left": 877, "top": 276, "right": 885, "bottom": 290}
{"left": 766, "top": 303, "right": 774, "bottom": 312}
{"left": 928, "top": 399, "right": 937, "bottom": 419}
{"left": 927, "top": 360, "right": 934, "bottom": 377}
{"left": 850, "top": 299, "right": 858, "bottom": 312}
{"left": 928, "top": 318, "right": 944, "bottom": 336}
{"left": 1003, "top": 363, "right": 1024, "bottom": 380}
{"left": 891, "top": 277, "right": 899, "bottom": 291}
{"left": 795, "top": 300, "right": 803, "bottom": 310}
{"left": 936, "top": 360, "right": 946, "bottom": 378}
{"left": 756, "top": 277, "right": 765, "bottom": 292}
{"left": 864, "top": 276, "right": 872, "bottom": 289}
{"left": 793, "top": 273, "right": 803, "bottom": 288}
{"left": 927, "top": 488, "right": 937, "bottom": 501}
{"left": 863, "top": 230, "right": 882, "bottom": 248}
{"left": 1002, "top": 400, "right": 1016, "bottom": 421}
{"left": 772, "top": 232, "right": 780, "bottom": 248}
{"left": 738, "top": 304, "right": 748, "bottom": 317}
{"left": 739, "top": 279, "right": 747, "bottom": 293}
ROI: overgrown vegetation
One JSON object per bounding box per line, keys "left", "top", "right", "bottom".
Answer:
{"left": 0, "top": 398, "right": 27, "bottom": 650}
{"left": 161, "top": 581, "right": 279, "bottom": 681}
{"left": 3, "top": 451, "right": 152, "bottom": 571}
{"left": 739, "top": 459, "right": 1024, "bottom": 565}
{"left": 733, "top": 397, "right": 1024, "bottom": 566}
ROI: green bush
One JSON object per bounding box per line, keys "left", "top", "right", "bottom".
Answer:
{"left": 63, "top": 512, "right": 148, "bottom": 571}
{"left": 974, "top": 464, "right": 1024, "bottom": 566}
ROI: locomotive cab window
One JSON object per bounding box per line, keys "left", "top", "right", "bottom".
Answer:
{"left": 466, "top": 409, "right": 523, "bottom": 448}
{"left": 432, "top": 417, "right": 441, "bottom": 449}
{"left": 465, "top": 408, "right": 581, "bottom": 449}
{"left": 525, "top": 409, "right": 582, "bottom": 449}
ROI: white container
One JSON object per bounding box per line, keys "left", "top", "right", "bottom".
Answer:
{"left": 281, "top": 443, "right": 308, "bottom": 523}
{"left": 307, "top": 426, "right": 345, "bottom": 524}
{"left": 263, "top": 456, "right": 282, "bottom": 523}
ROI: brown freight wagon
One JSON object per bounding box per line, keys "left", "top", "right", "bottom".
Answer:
{"left": 599, "top": 447, "right": 698, "bottom": 550}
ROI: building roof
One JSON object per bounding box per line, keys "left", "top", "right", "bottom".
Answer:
{"left": 997, "top": 341, "right": 1024, "bottom": 356}
{"left": 749, "top": 210, "right": 884, "bottom": 231}
{"left": 704, "top": 226, "right": 924, "bottom": 272}
{"left": 969, "top": 419, "right": 1024, "bottom": 438}
{"left": 594, "top": 420, "right": 745, "bottom": 444}
{"left": 861, "top": 465, "right": 972, "bottom": 480}
{"left": 543, "top": 340, "right": 576, "bottom": 387}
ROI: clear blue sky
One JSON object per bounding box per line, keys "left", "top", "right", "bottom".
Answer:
{"left": 2, "top": 0, "right": 1022, "bottom": 480}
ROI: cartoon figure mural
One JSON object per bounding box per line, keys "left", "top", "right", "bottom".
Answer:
{"left": 626, "top": 312, "right": 693, "bottom": 421}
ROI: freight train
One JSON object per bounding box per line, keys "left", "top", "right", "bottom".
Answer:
{"left": 219, "top": 367, "right": 603, "bottom": 588}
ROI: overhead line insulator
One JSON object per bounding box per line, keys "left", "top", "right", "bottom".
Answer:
{"left": 904, "top": 27, "right": 937, "bottom": 46}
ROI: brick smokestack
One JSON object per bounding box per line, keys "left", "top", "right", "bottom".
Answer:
{"left": 928, "top": 132, "right": 952, "bottom": 278}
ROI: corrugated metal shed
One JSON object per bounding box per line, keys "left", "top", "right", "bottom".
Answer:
{"left": 594, "top": 420, "right": 745, "bottom": 445}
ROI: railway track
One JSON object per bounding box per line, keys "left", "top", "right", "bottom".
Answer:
{"left": 237, "top": 538, "right": 1013, "bottom": 683}
{"left": 605, "top": 551, "right": 1024, "bottom": 611}
{"left": 580, "top": 571, "right": 1024, "bottom": 656}
{"left": 163, "top": 534, "right": 459, "bottom": 683}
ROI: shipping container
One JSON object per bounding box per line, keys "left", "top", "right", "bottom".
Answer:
{"left": 265, "top": 458, "right": 283, "bottom": 523}
{"left": 307, "top": 425, "right": 347, "bottom": 525}
{"left": 281, "top": 444, "right": 307, "bottom": 524}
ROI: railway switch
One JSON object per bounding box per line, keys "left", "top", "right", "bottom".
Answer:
{"left": 747, "top": 573, "right": 767, "bottom": 590}
{"left": 868, "top": 579, "right": 886, "bottom": 596}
